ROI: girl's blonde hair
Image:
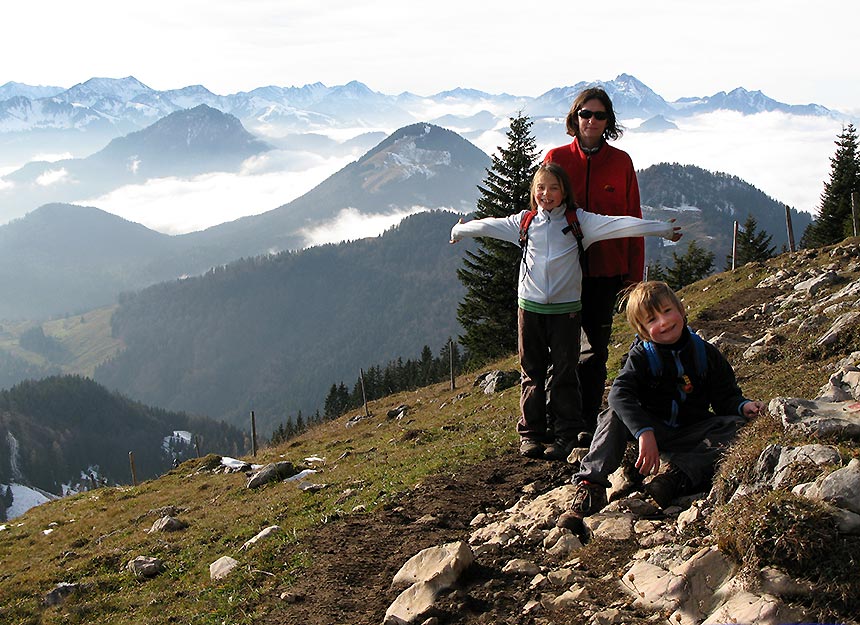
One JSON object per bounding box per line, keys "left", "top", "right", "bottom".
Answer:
{"left": 618, "top": 281, "right": 685, "bottom": 341}
{"left": 528, "top": 162, "right": 575, "bottom": 211}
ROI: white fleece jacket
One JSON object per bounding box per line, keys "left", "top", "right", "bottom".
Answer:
{"left": 451, "top": 205, "right": 676, "bottom": 306}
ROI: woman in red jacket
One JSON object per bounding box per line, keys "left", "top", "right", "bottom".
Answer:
{"left": 544, "top": 87, "right": 644, "bottom": 443}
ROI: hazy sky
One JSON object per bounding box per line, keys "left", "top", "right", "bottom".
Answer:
{"left": 4, "top": 0, "right": 858, "bottom": 114}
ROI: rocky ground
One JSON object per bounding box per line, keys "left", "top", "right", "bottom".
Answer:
{"left": 257, "top": 240, "right": 860, "bottom": 625}
{"left": 263, "top": 452, "right": 587, "bottom": 625}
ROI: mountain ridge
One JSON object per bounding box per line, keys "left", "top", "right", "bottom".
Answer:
{"left": 1, "top": 73, "right": 847, "bottom": 142}
{"left": 0, "top": 122, "right": 490, "bottom": 319}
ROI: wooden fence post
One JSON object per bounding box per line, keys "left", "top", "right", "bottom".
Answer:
{"left": 251, "top": 411, "right": 257, "bottom": 457}
{"left": 731, "top": 220, "right": 738, "bottom": 270}
{"left": 449, "top": 338, "right": 456, "bottom": 391}
{"left": 785, "top": 205, "right": 796, "bottom": 252}
{"left": 359, "top": 368, "right": 370, "bottom": 418}
{"left": 128, "top": 451, "right": 138, "bottom": 487}
{"left": 852, "top": 192, "right": 859, "bottom": 237}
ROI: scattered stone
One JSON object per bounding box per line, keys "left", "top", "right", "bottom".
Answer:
{"left": 43, "top": 582, "right": 81, "bottom": 606}
{"left": 241, "top": 525, "right": 281, "bottom": 550}
{"left": 127, "top": 555, "right": 164, "bottom": 579}
{"left": 502, "top": 558, "right": 541, "bottom": 576}
{"left": 769, "top": 397, "right": 860, "bottom": 439}
{"left": 817, "top": 311, "right": 860, "bottom": 346}
{"left": 384, "top": 580, "right": 437, "bottom": 625}
{"left": 794, "top": 270, "right": 839, "bottom": 296}
{"left": 474, "top": 370, "right": 520, "bottom": 394}
{"left": 388, "top": 405, "right": 409, "bottom": 419}
{"left": 149, "top": 516, "right": 187, "bottom": 533}
{"left": 209, "top": 556, "right": 239, "bottom": 580}
{"left": 391, "top": 541, "right": 473, "bottom": 590}
{"left": 793, "top": 457, "right": 860, "bottom": 514}
{"left": 280, "top": 591, "right": 305, "bottom": 603}
{"left": 592, "top": 607, "right": 623, "bottom": 624}
{"left": 546, "top": 568, "right": 576, "bottom": 587}
{"left": 246, "top": 461, "right": 298, "bottom": 488}
{"left": 584, "top": 513, "right": 635, "bottom": 541}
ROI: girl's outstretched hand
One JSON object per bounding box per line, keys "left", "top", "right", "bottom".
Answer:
{"left": 450, "top": 218, "right": 465, "bottom": 244}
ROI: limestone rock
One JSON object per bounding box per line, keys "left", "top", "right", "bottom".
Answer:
{"left": 384, "top": 580, "right": 438, "bottom": 625}
{"left": 769, "top": 397, "right": 860, "bottom": 438}
{"left": 241, "top": 525, "right": 281, "bottom": 550}
{"left": 149, "top": 516, "right": 188, "bottom": 533}
{"left": 391, "top": 541, "right": 473, "bottom": 589}
{"left": 474, "top": 370, "right": 520, "bottom": 394}
{"left": 127, "top": 555, "right": 164, "bottom": 578}
{"left": 43, "top": 582, "right": 81, "bottom": 606}
{"left": 247, "top": 461, "right": 298, "bottom": 488}
{"left": 209, "top": 555, "right": 239, "bottom": 580}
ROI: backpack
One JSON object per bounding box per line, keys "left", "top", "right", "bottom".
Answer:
{"left": 641, "top": 329, "right": 708, "bottom": 394}
{"left": 517, "top": 206, "right": 587, "bottom": 272}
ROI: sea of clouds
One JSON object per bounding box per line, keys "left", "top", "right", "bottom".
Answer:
{"left": 6, "top": 110, "right": 848, "bottom": 244}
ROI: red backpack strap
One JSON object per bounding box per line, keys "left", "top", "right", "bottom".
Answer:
{"left": 518, "top": 210, "right": 537, "bottom": 248}
{"left": 562, "top": 207, "right": 588, "bottom": 273}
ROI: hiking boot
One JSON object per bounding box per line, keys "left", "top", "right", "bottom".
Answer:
{"left": 556, "top": 510, "right": 585, "bottom": 532}
{"left": 644, "top": 465, "right": 691, "bottom": 509}
{"left": 543, "top": 439, "right": 575, "bottom": 462}
{"left": 519, "top": 438, "right": 545, "bottom": 459}
{"left": 568, "top": 480, "right": 607, "bottom": 517}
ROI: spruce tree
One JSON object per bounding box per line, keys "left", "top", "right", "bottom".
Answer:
{"left": 666, "top": 240, "right": 715, "bottom": 290}
{"left": 457, "top": 113, "right": 539, "bottom": 364}
{"left": 725, "top": 214, "right": 776, "bottom": 270}
{"left": 802, "top": 124, "right": 860, "bottom": 247}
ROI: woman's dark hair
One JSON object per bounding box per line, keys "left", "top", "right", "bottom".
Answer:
{"left": 565, "top": 87, "right": 624, "bottom": 141}
{"left": 529, "top": 162, "right": 576, "bottom": 211}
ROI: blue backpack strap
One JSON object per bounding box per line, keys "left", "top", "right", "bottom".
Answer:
{"left": 642, "top": 340, "right": 662, "bottom": 377}
{"left": 642, "top": 331, "right": 707, "bottom": 379}
{"left": 688, "top": 328, "right": 708, "bottom": 378}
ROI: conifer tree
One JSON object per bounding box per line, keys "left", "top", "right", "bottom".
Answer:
{"left": 802, "top": 124, "right": 860, "bottom": 247}
{"left": 645, "top": 261, "right": 669, "bottom": 283}
{"left": 457, "top": 113, "right": 539, "bottom": 364}
{"left": 666, "top": 240, "right": 715, "bottom": 290}
{"left": 724, "top": 214, "right": 776, "bottom": 270}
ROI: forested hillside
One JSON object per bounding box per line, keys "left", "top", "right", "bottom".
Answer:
{"left": 94, "top": 210, "right": 469, "bottom": 434}
{"left": 0, "top": 375, "right": 247, "bottom": 498}
{"left": 638, "top": 163, "right": 812, "bottom": 267}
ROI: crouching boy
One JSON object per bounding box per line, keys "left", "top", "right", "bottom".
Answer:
{"left": 564, "top": 281, "right": 764, "bottom": 519}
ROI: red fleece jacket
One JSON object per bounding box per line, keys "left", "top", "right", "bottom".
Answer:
{"left": 544, "top": 138, "right": 644, "bottom": 282}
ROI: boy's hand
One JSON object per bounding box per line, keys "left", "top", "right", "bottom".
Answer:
{"left": 635, "top": 430, "right": 660, "bottom": 476}
{"left": 742, "top": 401, "right": 766, "bottom": 418}
{"left": 666, "top": 218, "right": 683, "bottom": 242}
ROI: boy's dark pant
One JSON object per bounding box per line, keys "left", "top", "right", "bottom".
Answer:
{"left": 517, "top": 308, "right": 584, "bottom": 444}
{"left": 576, "top": 408, "right": 746, "bottom": 488}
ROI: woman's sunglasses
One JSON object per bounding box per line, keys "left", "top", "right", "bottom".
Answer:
{"left": 577, "top": 109, "right": 608, "bottom": 121}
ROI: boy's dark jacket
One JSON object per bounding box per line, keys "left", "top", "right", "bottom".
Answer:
{"left": 608, "top": 327, "right": 749, "bottom": 436}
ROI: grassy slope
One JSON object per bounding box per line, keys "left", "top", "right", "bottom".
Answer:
{"left": 0, "top": 305, "right": 122, "bottom": 378}
{"left": 2, "top": 239, "right": 859, "bottom": 624}
{"left": 0, "top": 367, "right": 521, "bottom": 625}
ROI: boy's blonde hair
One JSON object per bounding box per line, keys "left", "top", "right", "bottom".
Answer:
{"left": 620, "top": 281, "right": 685, "bottom": 341}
